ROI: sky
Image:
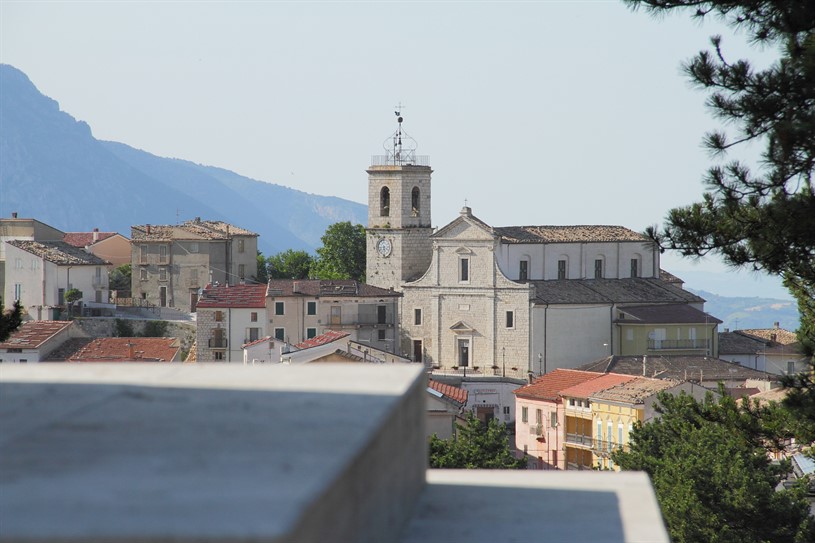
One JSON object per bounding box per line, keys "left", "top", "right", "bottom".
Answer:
{"left": 0, "top": 0, "right": 792, "bottom": 299}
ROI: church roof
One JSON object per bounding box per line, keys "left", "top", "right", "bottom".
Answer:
{"left": 494, "top": 225, "right": 648, "bottom": 244}
{"left": 530, "top": 278, "right": 704, "bottom": 305}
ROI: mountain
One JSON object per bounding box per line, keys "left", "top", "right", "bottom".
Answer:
{"left": 689, "top": 289, "right": 801, "bottom": 332}
{"left": 0, "top": 64, "right": 365, "bottom": 254}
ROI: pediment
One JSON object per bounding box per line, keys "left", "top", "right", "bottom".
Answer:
{"left": 454, "top": 247, "right": 474, "bottom": 255}
{"left": 449, "top": 321, "right": 474, "bottom": 333}
{"left": 433, "top": 215, "right": 495, "bottom": 241}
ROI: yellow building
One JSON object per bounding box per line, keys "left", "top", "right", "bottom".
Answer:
{"left": 616, "top": 304, "right": 721, "bottom": 358}
{"left": 589, "top": 377, "right": 703, "bottom": 470}
{"left": 559, "top": 373, "right": 635, "bottom": 470}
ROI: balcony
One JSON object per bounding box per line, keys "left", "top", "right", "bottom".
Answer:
{"left": 647, "top": 339, "right": 710, "bottom": 351}
{"left": 592, "top": 439, "right": 628, "bottom": 455}
{"left": 208, "top": 338, "right": 228, "bottom": 349}
{"left": 92, "top": 277, "right": 108, "bottom": 289}
{"left": 565, "top": 433, "right": 593, "bottom": 447}
{"left": 529, "top": 424, "right": 542, "bottom": 436}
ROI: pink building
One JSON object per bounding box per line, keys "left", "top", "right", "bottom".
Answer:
{"left": 513, "top": 369, "right": 602, "bottom": 470}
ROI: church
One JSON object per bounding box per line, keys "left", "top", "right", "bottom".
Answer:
{"left": 365, "top": 115, "right": 720, "bottom": 378}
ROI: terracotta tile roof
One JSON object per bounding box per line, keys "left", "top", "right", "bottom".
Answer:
{"left": 513, "top": 369, "right": 602, "bottom": 401}
{"left": 495, "top": 225, "right": 648, "bottom": 244}
{"left": 47, "top": 337, "right": 180, "bottom": 362}
{"left": 739, "top": 328, "right": 799, "bottom": 346}
{"left": 617, "top": 304, "right": 722, "bottom": 324}
{"left": 0, "top": 321, "right": 72, "bottom": 349}
{"left": 63, "top": 231, "right": 119, "bottom": 247}
{"left": 750, "top": 387, "right": 789, "bottom": 405}
{"left": 531, "top": 278, "right": 705, "bottom": 305}
{"left": 196, "top": 283, "right": 267, "bottom": 308}
{"left": 590, "top": 377, "right": 680, "bottom": 404}
{"left": 131, "top": 219, "right": 257, "bottom": 241}
{"left": 8, "top": 240, "right": 110, "bottom": 266}
{"left": 659, "top": 269, "right": 684, "bottom": 285}
{"left": 243, "top": 336, "right": 273, "bottom": 349}
{"left": 185, "top": 341, "right": 197, "bottom": 362}
{"left": 293, "top": 330, "right": 350, "bottom": 350}
{"left": 577, "top": 355, "right": 776, "bottom": 382}
{"left": 266, "top": 279, "right": 400, "bottom": 298}
{"left": 559, "top": 373, "right": 636, "bottom": 399}
{"left": 428, "top": 379, "right": 468, "bottom": 405}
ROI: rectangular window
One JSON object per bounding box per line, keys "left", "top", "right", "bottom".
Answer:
{"left": 31, "top": 259, "right": 39, "bottom": 270}
{"left": 274, "top": 328, "right": 285, "bottom": 341}
{"left": 307, "top": 301, "right": 317, "bottom": 316}
{"left": 412, "top": 339, "right": 423, "bottom": 362}
{"left": 140, "top": 268, "right": 147, "bottom": 281}
{"left": 550, "top": 411, "right": 557, "bottom": 428}
{"left": 536, "top": 409, "right": 542, "bottom": 425}
{"left": 250, "top": 312, "right": 258, "bottom": 322}
{"left": 460, "top": 258, "right": 469, "bottom": 282}
{"left": 159, "top": 245, "right": 168, "bottom": 263}
{"left": 503, "top": 406, "right": 510, "bottom": 415}
{"left": 377, "top": 305, "right": 387, "bottom": 324}
{"left": 140, "top": 245, "right": 148, "bottom": 263}
{"left": 238, "top": 264, "right": 245, "bottom": 280}
{"left": 330, "top": 305, "right": 341, "bottom": 325}
{"left": 414, "top": 308, "right": 422, "bottom": 326}
{"left": 159, "top": 267, "right": 168, "bottom": 282}
{"left": 618, "top": 424, "right": 624, "bottom": 446}
{"left": 788, "top": 361, "right": 796, "bottom": 374}
{"left": 519, "top": 260, "right": 528, "bottom": 281}
{"left": 15, "top": 258, "right": 22, "bottom": 269}
{"left": 505, "top": 311, "right": 514, "bottom": 328}
{"left": 594, "top": 259, "right": 603, "bottom": 279}
{"left": 457, "top": 338, "right": 470, "bottom": 367}
{"left": 190, "top": 268, "right": 198, "bottom": 284}
{"left": 14, "top": 283, "right": 22, "bottom": 301}
{"left": 247, "top": 327, "right": 260, "bottom": 342}
{"left": 521, "top": 406, "right": 528, "bottom": 423}
{"left": 275, "top": 301, "right": 284, "bottom": 315}
{"left": 378, "top": 329, "right": 386, "bottom": 341}
{"left": 630, "top": 258, "right": 639, "bottom": 278}
{"left": 215, "top": 310, "right": 223, "bottom": 322}
{"left": 626, "top": 328, "right": 634, "bottom": 341}
{"left": 307, "top": 328, "right": 317, "bottom": 339}
{"left": 557, "top": 260, "right": 567, "bottom": 280}
{"left": 189, "top": 242, "right": 199, "bottom": 253}
{"left": 214, "top": 351, "right": 224, "bottom": 361}
{"left": 569, "top": 398, "right": 575, "bottom": 407}
{"left": 237, "top": 239, "right": 245, "bottom": 253}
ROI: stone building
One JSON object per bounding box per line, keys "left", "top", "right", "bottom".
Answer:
{"left": 130, "top": 218, "right": 258, "bottom": 312}
{"left": 196, "top": 283, "right": 268, "bottom": 363}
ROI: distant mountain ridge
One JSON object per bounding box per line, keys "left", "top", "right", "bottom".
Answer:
{"left": 0, "top": 64, "right": 365, "bottom": 254}
{"left": 688, "top": 289, "right": 801, "bottom": 333}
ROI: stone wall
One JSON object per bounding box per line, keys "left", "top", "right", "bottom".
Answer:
{"left": 72, "top": 318, "right": 197, "bottom": 354}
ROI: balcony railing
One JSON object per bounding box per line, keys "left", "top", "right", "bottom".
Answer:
{"left": 529, "top": 424, "right": 543, "bottom": 436}
{"left": 208, "top": 338, "right": 228, "bottom": 349}
{"left": 565, "top": 433, "right": 593, "bottom": 447}
{"left": 592, "top": 439, "right": 628, "bottom": 454}
{"left": 647, "top": 339, "right": 710, "bottom": 351}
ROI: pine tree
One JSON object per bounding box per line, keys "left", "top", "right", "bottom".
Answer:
{"left": 0, "top": 297, "right": 23, "bottom": 342}
{"left": 429, "top": 413, "right": 526, "bottom": 469}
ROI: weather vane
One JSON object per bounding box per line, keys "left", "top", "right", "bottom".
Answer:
{"left": 384, "top": 102, "right": 417, "bottom": 165}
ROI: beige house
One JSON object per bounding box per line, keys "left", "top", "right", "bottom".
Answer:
{"left": 131, "top": 218, "right": 258, "bottom": 312}
{"left": 719, "top": 325, "right": 808, "bottom": 375}
{"left": 266, "top": 279, "right": 401, "bottom": 353}
{"left": 64, "top": 229, "right": 131, "bottom": 267}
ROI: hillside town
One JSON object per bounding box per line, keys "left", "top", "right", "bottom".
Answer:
{"left": 1, "top": 120, "right": 809, "bottom": 482}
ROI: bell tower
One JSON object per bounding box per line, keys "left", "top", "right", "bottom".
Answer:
{"left": 366, "top": 111, "right": 433, "bottom": 291}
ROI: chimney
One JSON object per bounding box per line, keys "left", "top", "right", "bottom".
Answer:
{"left": 146, "top": 224, "right": 151, "bottom": 235}
{"left": 770, "top": 333, "right": 777, "bottom": 342}
{"left": 773, "top": 321, "right": 780, "bottom": 330}
{"left": 127, "top": 341, "right": 134, "bottom": 360}
{"left": 92, "top": 228, "right": 99, "bottom": 242}
{"left": 11, "top": 212, "right": 17, "bottom": 219}
{"left": 194, "top": 217, "right": 201, "bottom": 223}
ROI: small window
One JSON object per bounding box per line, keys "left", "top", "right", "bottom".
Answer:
{"left": 586, "top": 400, "right": 591, "bottom": 408}
{"left": 237, "top": 239, "right": 245, "bottom": 253}
{"left": 557, "top": 259, "right": 567, "bottom": 280}
{"left": 626, "top": 328, "right": 634, "bottom": 341}
{"left": 250, "top": 312, "right": 258, "bottom": 322}
{"left": 460, "top": 258, "right": 470, "bottom": 282}
{"left": 411, "top": 186, "right": 420, "bottom": 216}
{"left": 140, "top": 268, "right": 147, "bottom": 281}
{"left": 550, "top": 411, "right": 557, "bottom": 428}
{"left": 788, "top": 361, "right": 796, "bottom": 374}
{"left": 519, "top": 260, "right": 528, "bottom": 281}
{"left": 307, "top": 301, "right": 317, "bottom": 315}
{"left": 536, "top": 409, "right": 542, "bottom": 425}
{"left": 15, "top": 258, "right": 22, "bottom": 269}
{"left": 307, "top": 328, "right": 317, "bottom": 339}
{"left": 190, "top": 268, "right": 198, "bottom": 284}
{"left": 247, "top": 327, "right": 260, "bottom": 342}
{"left": 630, "top": 258, "right": 639, "bottom": 278}
{"left": 274, "top": 328, "right": 285, "bottom": 341}
{"left": 506, "top": 311, "right": 514, "bottom": 328}
{"left": 189, "top": 242, "right": 199, "bottom": 253}
{"left": 503, "top": 406, "right": 510, "bottom": 415}
{"left": 275, "top": 301, "right": 284, "bottom": 315}
{"left": 378, "top": 329, "right": 386, "bottom": 341}
{"left": 215, "top": 310, "right": 223, "bottom": 322}
{"left": 414, "top": 308, "right": 422, "bottom": 326}
{"left": 594, "top": 258, "right": 603, "bottom": 279}
{"left": 569, "top": 398, "right": 575, "bottom": 407}
{"left": 159, "top": 267, "right": 167, "bottom": 281}
{"left": 214, "top": 351, "right": 224, "bottom": 361}
{"left": 13, "top": 284, "right": 22, "bottom": 301}
{"left": 238, "top": 264, "right": 245, "bottom": 280}
{"left": 522, "top": 406, "right": 528, "bottom": 423}
{"left": 159, "top": 245, "right": 168, "bottom": 263}
{"left": 380, "top": 187, "right": 390, "bottom": 217}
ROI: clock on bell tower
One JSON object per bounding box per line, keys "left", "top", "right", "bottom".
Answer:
{"left": 366, "top": 110, "right": 434, "bottom": 292}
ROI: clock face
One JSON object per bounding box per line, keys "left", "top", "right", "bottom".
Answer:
{"left": 377, "top": 238, "right": 393, "bottom": 257}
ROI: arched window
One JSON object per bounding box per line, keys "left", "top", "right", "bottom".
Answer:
{"left": 411, "top": 187, "right": 420, "bottom": 216}
{"left": 380, "top": 187, "right": 390, "bottom": 217}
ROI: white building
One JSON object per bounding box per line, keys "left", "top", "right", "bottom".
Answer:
{"left": 195, "top": 283, "right": 268, "bottom": 363}
{"left": 4, "top": 240, "right": 111, "bottom": 320}
{"left": 0, "top": 320, "right": 76, "bottom": 363}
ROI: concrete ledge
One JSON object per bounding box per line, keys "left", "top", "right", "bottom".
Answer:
{"left": 0, "top": 364, "right": 426, "bottom": 543}
{"left": 400, "top": 470, "right": 669, "bottom": 543}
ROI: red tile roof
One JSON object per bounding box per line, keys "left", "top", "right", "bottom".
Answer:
{"left": 63, "top": 232, "right": 119, "bottom": 247}
{"left": 243, "top": 336, "right": 273, "bottom": 349}
{"left": 0, "top": 321, "right": 72, "bottom": 349}
{"left": 293, "top": 330, "right": 350, "bottom": 350}
{"left": 54, "top": 337, "right": 180, "bottom": 362}
{"left": 196, "top": 283, "right": 267, "bottom": 308}
{"left": 428, "top": 379, "right": 468, "bottom": 405}
{"left": 267, "top": 279, "right": 400, "bottom": 298}
{"left": 559, "top": 373, "right": 636, "bottom": 399}
{"left": 513, "top": 369, "right": 602, "bottom": 401}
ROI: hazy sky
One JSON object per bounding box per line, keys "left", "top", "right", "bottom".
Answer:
{"left": 0, "top": 1, "right": 790, "bottom": 298}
